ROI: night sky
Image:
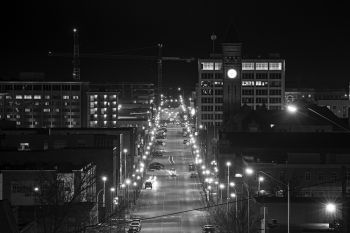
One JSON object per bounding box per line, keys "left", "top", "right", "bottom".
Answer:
{"left": 2, "top": 1, "right": 350, "bottom": 90}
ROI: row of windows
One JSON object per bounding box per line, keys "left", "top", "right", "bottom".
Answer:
{"left": 201, "top": 73, "right": 223, "bottom": 79}
{"left": 242, "top": 97, "right": 282, "bottom": 103}
{"left": 201, "top": 114, "right": 223, "bottom": 120}
{"left": 200, "top": 81, "right": 224, "bottom": 88}
{"left": 201, "top": 97, "right": 223, "bottom": 103}
{"left": 242, "top": 81, "right": 281, "bottom": 87}
{"left": 200, "top": 62, "right": 283, "bottom": 71}
{"left": 242, "top": 89, "right": 282, "bottom": 95}
{"left": 201, "top": 89, "right": 224, "bottom": 95}
{"left": 200, "top": 105, "right": 224, "bottom": 111}
{"left": 1, "top": 84, "right": 81, "bottom": 91}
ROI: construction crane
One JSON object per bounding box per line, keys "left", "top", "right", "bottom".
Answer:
{"left": 72, "top": 28, "right": 80, "bottom": 81}
{"left": 49, "top": 38, "right": 194, "bottom": 104}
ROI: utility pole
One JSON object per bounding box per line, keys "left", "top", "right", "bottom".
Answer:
{"left": 157, "top": 43, "right": 163, "bottom": 105}
{"left": 73, "top": 28, "right": 80, "bottom": 81}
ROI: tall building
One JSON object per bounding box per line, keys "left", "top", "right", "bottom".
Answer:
{"left": 197, "top": 43, "right": 285, "bottom": 128}
{"left": 0, "top": 81, "right": 89, "bottom": 128}
{"left": 89, "top": 82, "right": 155, "bottom": 104}
{"left": 86, "top": 91, "right": 118, "bottom": 128}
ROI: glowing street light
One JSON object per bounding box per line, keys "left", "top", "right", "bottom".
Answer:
{"left": 286, "top": 104, "right": 297, "bottom": 113}
{"left": 325, "top": 203, "right": 336, "bottom": 213}
{"left": 101, "top": 176, "right": 107, "bottom": 207}
{"left": 245, "top": 167, "right": 254, "bottom": 175}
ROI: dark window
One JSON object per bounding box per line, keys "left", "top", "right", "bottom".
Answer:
{"left": 256, "top": 73, "right": 268, "bottom": 79}
{"left": 269, "top": 90, "right": 281, "bottom": 95}
{"left": 270, "top": 73, "right": 282, "bottom": 79}
{"left": 242, "top": 89, "right": 254, "bottom": 95}
{"left": 256, "top": 89, "right": 268, "bottom": 95}
{"left": 242, "top": 73, "right": 254, "bottom": 80}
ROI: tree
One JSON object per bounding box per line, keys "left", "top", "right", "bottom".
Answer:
{"left": 34, "top": 163, "right": 96, "bottom": 233}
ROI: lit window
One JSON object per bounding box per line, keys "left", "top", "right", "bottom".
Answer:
{"left": 104, "top": 114, "right": 107, "bottom": 118}
{"left": 103, "top": 101, "right": 107, "bottom": 105}
{"left": 45, "top": 102, "right": 49, "bottom": 106}
{"left": 73, "top": 96, "right": 79, "bottom": 100}
{"left": 113, "top": 121, "right": 117, "bottom": 124}
{"left": 55, "top": 109, "right": 60, "bottom": 112}
{"left": 63, "top": 96, "right": 69, "bottom": 100}
{"left": 269, "top": 62, "right": 282, "bottom": 70}
{"left": 34, "top": 95, "right": 41, "bottom": 99}
{"left": 255, "top": 63, "right": 268, "bottom": 70}
{"left": 94, "top": 95, "right": 98, "bottom": 98}
{"left": 113, "top": 108, "right": 117, "bottom": 111}
{"left": 94, "top": 114, "right": 97, "bottom": 118}
{"left": 214, "top": 63, "right": 222, "bottom": 70}
{"left": 16, "top": 95, "right": 23, "bottom": 99}
{"left": 45, "top": 95, "right": 50, "bottom": 99}
{"left": 6, "top": 96, "right": 12, "bottom": 99}
{"left": 202, "top": 62, "right": 213, "bottom": 70}
{"left": 43, "top": 108, "right": 50, "bottom": 112}
{"left": 16, "top": 121, "right": 21, "bottom": 126}
{"left": 7, "top": 114, "right": 11, "bottom": 119}
{"left": 103, "top": 95, "right": 107, "bottom": 98}
{"left": 255, "top": 81, "right": 268, "bottom": 86}
{"left": 25, "top": 108, "right": 31, "bottom": 112}
{"left": 113, "top": 95, "right": 117, "bottom": 98}
{"left": 242, "top": 81, "right": 255, "bottom": 86}
{"left": 90, "top": 96, "right": 94, "bottom": 100}
{"left": 24, "top": 95, "right": 32, "bottom": 99}
{"left": 242, "top": 62, "right": 254, "bottom": 70}
{"left": 113, "top": 101, "right": 117, "bottom": 105}
{"left": 103, "top": 121, "right": 107, "bottom": 125}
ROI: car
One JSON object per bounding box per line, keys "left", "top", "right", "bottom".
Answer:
{"left": 130, "top": 222, "right": 141, "bottom": 230}
{"left": 150, "top": 162, "right": 165, "bottom": 168}
{"left": 183, "top": 139, "right": 188, "bottom": 144}
{"left": 190, "top": 173, "right": 197, "bottom": 178}
{"left": 132, "top": 218, "right": 141, "bottom": 224}
{"left": 127, "top": 227, "right": 139, "bottom": 233}
{"left": 189, "top": 163, "right": 195, "bottom": 171}
{"left": 152, "top": 151, "right": 163, "bottom": 157}
{"left": 145, "top": 181, "right": 152, "bottom": 189}
{"left": 202, "top": 225, "right": 215, "bottom": 233}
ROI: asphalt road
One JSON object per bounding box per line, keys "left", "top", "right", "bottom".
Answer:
{"left": 130, "top": 118, "right": 208, "bottom": 232}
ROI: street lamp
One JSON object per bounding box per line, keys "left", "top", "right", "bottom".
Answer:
{"left": 123, "top": 149, "right": 128, "bottom": 180}
{"left": 325, "top": 202, "right": 336, "bottom": 214}
{"left": 226, "top": 161, "right": 231, "bottom": 218}
{"left": 258, "top": 176, "right": 264, "bottom": 194}
{"left": 219, "top": 183, "right": 225, "bottom": 203}
{"left": 258, "top": 170, "right": 290, "bottom": 233}
{"left": 286, "top": 104, "right": 297, "bottom": 113}
{"left": 230, "top": 192, "right": 238, "bottom": 218}
{"left": 102, "top": 176, "right": 107, "bottom": 207}
{"left": 110, "top": 187, "right": 115, "bottom": 214}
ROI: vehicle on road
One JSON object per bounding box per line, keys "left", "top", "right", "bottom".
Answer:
{"left": 149, "top": 162, "right": 165, "bottom": 170}
{"left": 189, "top": 163, "right": 195, "bottom": 171}
{"left": 127, "top": 227, "right": 139, "bottom": 233}
{"left": 190, "top": 172, "right": 197, "bottom": 178}
{"left": 145, "top": 181, "right": 152, "bottom": 189}
{"left": 152, "top": 151, "right": 163, "bottom": 157}
{"left": 183, "top": 139, "right": 188, "bottom": 144}
{"left": 130, "top": 222, "right": 141, "bottom": 231}
{"left": 202, "top": 225, "right": 216, "bottom": 233}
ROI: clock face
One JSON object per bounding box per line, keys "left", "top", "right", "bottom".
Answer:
{"left": 227, "top": 68, "right": 237, "bottom": 79}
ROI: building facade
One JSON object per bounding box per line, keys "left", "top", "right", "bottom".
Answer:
{"left": 285, "top": 88, "right": 350, "bottom": 118}
{"left": 87, "top": 91, "right": 119, "bottom": 128}
{"left": 0, "top": 81, "right": 89, "bottom": 128}
{"left": 197, "top": 47, "right": 285, "bottom": 128}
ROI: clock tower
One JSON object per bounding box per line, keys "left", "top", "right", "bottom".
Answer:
{"left": 222, "top": 43, "right": 242, "bottom": 123}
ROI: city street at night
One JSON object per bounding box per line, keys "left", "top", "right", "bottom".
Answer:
{"left": 131, "top": 108, "right": 208, "bottom": 233}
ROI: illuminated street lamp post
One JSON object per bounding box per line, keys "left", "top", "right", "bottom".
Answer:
{"left": 102, "top": 176, "right": 107, "bottom": 207}
{"left": 219, "top": 183, "right": 225, "bottom": 203}
{"left": 226, "top": 161, "right": 231, "bottom": 218}
{"left": 256, "top": 170, "right": 290, "bottom": 233}
{"left": 230, "top": 192, "right": 238, "bottom": 218}
{"left": 244, "top": 168, "right": 254, "bottom": 233}
{"left": 123, "top": 149, "right": 128, "bottom": 180}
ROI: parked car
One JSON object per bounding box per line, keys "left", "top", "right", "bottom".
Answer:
{"left": 152, "top": 151, "right": 163, "bottom": 157}
{"left": 130, "top": 222, "right": 141, "bottom": 231}
{"left": 190, "top": 173, "right": 197, "bottom": 178}
{"left": 202, "top": 225, "right": 216, "bottom": 233}
{"left": 189, "top": 163, "right": 195, "bottom": 171}
{"left": 145, "top": 181, "right": 152, "bottom": 189}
